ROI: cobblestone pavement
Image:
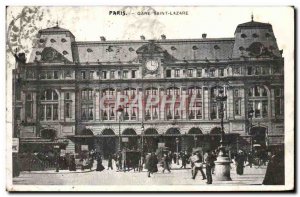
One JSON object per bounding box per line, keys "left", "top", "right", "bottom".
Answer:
{"left": 13, "top": 161, "right": 267, "bottom": 186}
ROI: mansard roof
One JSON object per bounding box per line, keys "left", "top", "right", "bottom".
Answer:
{"left": 235, "top": 20, "right": 273, "bottom": 33}
{"left": 72, "top": 38, "right": 235, "bottom": 63}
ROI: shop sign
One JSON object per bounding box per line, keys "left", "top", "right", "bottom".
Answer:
{"left": 81, "top": 145, "right": 89, "bottom": 151}
{"left": 158, "top": 143, "right": 165, "bottom": 148}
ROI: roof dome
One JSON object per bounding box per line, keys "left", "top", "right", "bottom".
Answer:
{"left": 38, "top": 25, "right": 74, "bottom": 37}
{"left": 235, "top": 20, "right": 273, "bottom": 34}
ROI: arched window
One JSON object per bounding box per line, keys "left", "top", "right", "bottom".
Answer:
{"left": 101, "top": 88, "right": 116, "bottom": 121}
{"left": 165, "top": 87, "right": 181, "bottom": 120}
{"left": 210, "top": 86, "right": 226, "bottom": 120}
{"left": 187, "top": 87, "right": 203, "bottom": 120}
{"left": 81, "top": 89, "right": 94, "bottom": 121}
{"left": 144, "top": 87, "right": 159, "bottom": 121}
{"left": 123, "top": 88, "right": 138, "bottom": 121}
{"left": 274, "top": 87, "right": 284, "bottom": 117}
{"left": 40, "top": 89, "right": 59, "bottom": 121}
{"left": 248, "top": 86, "right": 269, "bottom": 118}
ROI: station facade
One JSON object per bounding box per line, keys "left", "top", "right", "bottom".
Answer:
{"left": 12, "top": 18, "right": 284, "bottom": 158}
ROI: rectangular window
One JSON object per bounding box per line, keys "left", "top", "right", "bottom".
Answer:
{"left": 131, "top": 70, "right": 136, "bottom": 78}
{"left": 166, "top": 70, "right": 171, "bottom": 78}
{"left": 64, "top": 70, "right": 72, "bottom": 78}
{"left": 234, "top": 99, "right": 241, "bottom": 116}
{"left": 15, "top": 107, "right": 21, "bottom": 120}
{"left": 247, "top": 67, "right": 253, "bottom": 75}
{"left": 188, "top": 69, "right": 193, "bottom": 77}
{"left": 234, "top": 89, "right": 239, "bottom": 97}
{"left": 46, "top": 71, "right": 53, "bottom": 79}
{"left": 40, "top": 71, "right": 46, "bottom": 79}
{"left": 209, "top": 69, "right": 215, "bottom": 77}
{"left": 219, "top": 68, "right": 224, "bottom": 77}
{"left": 262, "top": 101, "right": 268, "bottom": 118}
{"left": 110, "top": 71, "right": 115, "bottom": 79}
{"left": 123, "top": 70, "right": 128, "bottom": 79}
{"left": 102, "top": 71, "right": 107, "bottom": 79}
{"left": 40, "top": 105, "right": 45, "bottom": 120}
{"left": 65, "top": 103, "right": 71, "bottom": 118}
{"left": 175, "top": 69, "right": 180, "bottom": 77}
{"left": 53, "top": 104, "right": 58, "bottom": 120}
{"left": 81, "top": 71, "right": 86, "bottom": 79}
{"left": 233, "top": 67, "right": 240, "bottom": 75}
{"left": 197, "top": 69, "right": 202, "bottom": 77}
{"left": 46, "top": 105, "right": 52, "bottom": 120}
{"left": 65, "top": 92, "right": 70, "bottom": 100}
{"left": 255, "top": 101, "right": 261, "bottom": 118}
{"left": 255, "top": 67, "right": 261, "bottom": 75}
{"left": 25, "top": 101, "right": 32, "bottom": 118}
{"left": 89, "top": 71, "right": 94, "bottom": 79}
{"left": 26, "top": 70, "right": 34, "bottom": 79}
{"left": 53, "top": 71, "right": 59, "bottom": 79}
{"left": 262, "top": 67, "right": 269, "bottom": 75}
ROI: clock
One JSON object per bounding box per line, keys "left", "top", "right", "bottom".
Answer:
{"left": 145, "top": 60, "right": 159, "bottom": 71}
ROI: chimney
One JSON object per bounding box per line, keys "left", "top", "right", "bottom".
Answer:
{"left": 140, "top": 35, "right": 145, "bottom": 40}
{"left": 100, "top": 36, "right": 106, "bottom": 41}
{"left": 161, "top": 34, "right": 166, "bottom": 40}
{"left": 202, "top": 33, "right": 207, "bottom": 39}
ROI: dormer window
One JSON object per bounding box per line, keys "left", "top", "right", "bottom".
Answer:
{"left": 265, "top": 33, "right": 271, "bottom": 38}
{"left": 214, "top": 45, "right": 220, "bottom": 50}
{"left": 241, "top": 34, "right": 247, "bottom": 38}
{"left": 39, "top": 39, "right": 45, "bottom": 43}
{"left": 192, "top": 46, "right": 198, "bottom": 50}
{"left": 129, "top": 47, "right": 134, "bottom": 52}
{"left": 171, "top": 46, "right": 177, "bottom": 50}
{"left": 50, "top": 39, "right": 56, "bottom": 43}
{"left": 87, "top": 48, "right": 93, "bottom": 53}
{"left": 63, "top": 51, "right": 68, "bottom": 55}
{"left": 252, "top": 33, "right": 259, "bottom": 38}
{"left": 61, "top": 38, "right": 67, "bottom": 42}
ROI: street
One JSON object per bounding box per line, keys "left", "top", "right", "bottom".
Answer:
{"left": 13, "top": 162, "right": 267, "bottom": 185}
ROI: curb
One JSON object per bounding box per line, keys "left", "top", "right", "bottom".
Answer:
{"left": 22, "top": 169, "right": 96, "bottom": 174}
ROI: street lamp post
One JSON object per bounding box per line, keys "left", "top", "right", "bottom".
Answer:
{"left": 117, "top": 105, "right": 124, "bottom": 152}
{"left": 176, "top": 137, "right": 179, "bottom": 165}
{"left": 141, "top": 122, "right": 144, "bottom": 154}
{"left": 214, "top": 87, "right": 232, "bottom": 181}
{"left": 194, "top": 135, "right": 197, "bottom": 148}
{"left": 248, "top": 109, "right": 254, "bottom": 151}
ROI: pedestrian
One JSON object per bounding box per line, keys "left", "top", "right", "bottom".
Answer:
{"left": 211, "top": 150, "right": 217, "bottom": 174}
{"left": 107, "top": 154, "right": 113, "bottom": 170}
{"left": 235, "top": 150, "right": 246, "bottom": 175}
{"left": 205, "top": 150, "right": 215, "bottom": 184}
{"left": 118, "top": 152, "right": 123, "bottom": 171}
{"left": 146, "top": 152, "right": 158, "bottom": 178}
{"left": 192, "top": 152, "right": 206, "bottom": 180}
{"left": 69, "top": 154, "right": 76, "bottom": 171}
{"left": 180, "top": 151, "right": 188, "bottom": 169}
{"left": 162, "top": 153, "right": 171, "bottom": 173}
{"left": 172, "top": 152, "right": 177, "bottom": 164}
{"left": 96, "top": 154, "right": 105, "bottom": 171}
{"left": 263, "top": 149, "right": 285, "bottom": 185}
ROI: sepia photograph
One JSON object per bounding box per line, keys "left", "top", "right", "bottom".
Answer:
{"left": 5, "top": 6, "right": 294, "bottom": 192}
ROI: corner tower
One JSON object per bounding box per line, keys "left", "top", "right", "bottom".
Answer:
{"left": 232, "top": 16, "right": 282, "bottom": 59}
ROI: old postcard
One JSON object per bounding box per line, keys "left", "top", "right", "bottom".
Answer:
{"left": 6, "top": 6, "right": 294, "bottom": 191}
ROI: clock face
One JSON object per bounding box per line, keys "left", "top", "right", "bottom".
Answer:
{"left": 145, "top": 60, "right": 159, "bottom": 71}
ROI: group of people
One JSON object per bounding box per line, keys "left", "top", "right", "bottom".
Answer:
{"left": 190, "top": 150, "right": 217, "bottom": 184}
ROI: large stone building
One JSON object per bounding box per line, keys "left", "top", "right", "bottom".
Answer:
{"left": 12, "top": 18, "right": 284, "bottom": 158}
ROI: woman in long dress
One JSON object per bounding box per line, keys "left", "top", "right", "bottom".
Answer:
{"left": 96, "top": 154, "right": 105, "bottom": 171}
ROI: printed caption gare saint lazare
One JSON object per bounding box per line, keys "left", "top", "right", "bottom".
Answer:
{"left": 109, "top": 10, "right": 189, "bottom": 16}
